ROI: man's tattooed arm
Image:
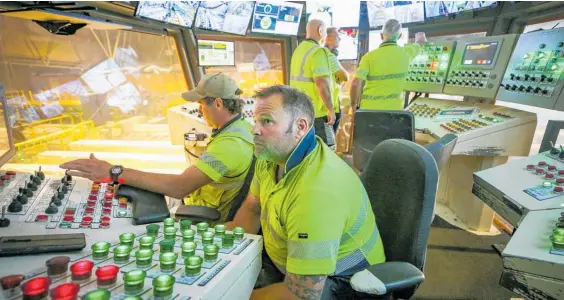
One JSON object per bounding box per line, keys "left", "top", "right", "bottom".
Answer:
{"left": 283, "top": 272, "right": 327, "bottom": 300}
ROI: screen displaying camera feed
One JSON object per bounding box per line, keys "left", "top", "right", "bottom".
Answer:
{"left": 81, "top": 59, "right": 128, "bottom": 94}
{"left": 337, "top": 28, "right": 359, "bottom": 60}
{"left": 367, "top": 1, "right": 424, "bottom": 28}
{"left": 198, "top": 40, "right": 235, "bottom": 66}
{"left": 368, "top": 28, "right": 409, "bottom": 51}
{"left": 135, "top": 1, "right": 199, "bottom": 28}
{"left": 462, "top": 42, "right": 499, "bottom": 65}
{"left": 306, "top": 1, "right": 360, "bottom": 28}
{"left": 425, "top": 1, "right": 498, "bottom": 18}
{"left": 251, "top": 1, "right": 303, "bottom": 36}
{"left": 194, "top": 1, "right": 255, "bottom": 35}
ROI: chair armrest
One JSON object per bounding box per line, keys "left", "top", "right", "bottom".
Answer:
{"left": 173, "top": 205, "right": 221, "bottom": 223}
{"left": 350, "top": 262, "right": 424, "bottom": 295}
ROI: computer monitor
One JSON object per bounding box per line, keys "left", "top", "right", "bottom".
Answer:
{"left": 368, "top": 28, "right": 409, "bottom": 51}
{"left": 0, "top": 84, "right": 16, "bottom": 168}
{"left": 461, "top": 42, "right": 499, "bottom": 66}
{"left": 425, "top": 1, "right": 498, "bottom": 18}
{"left": 194, "top": 1, "right": 255, "bottom": 36}
{"left": 337, "top": 28, "right": 359, "bottom": 60}
{"left": 306, "top": 1, "right": 360, "bottom": 28}
{"left": 367, "top": 1, "right": 424, "bottom": 28}
{"left": 135, "top": 1, "right": 200, "bottom": 28}
{"left": 251, "top": 1, "right": 304, "bottom": 36}
{"left": 197, "top": 40, "right": 236, "bottom": 67}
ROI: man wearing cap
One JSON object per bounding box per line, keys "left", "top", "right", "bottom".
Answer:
{"left": 61, "top": 73, "right": 255, "bottom": 222}
{"left": 350, "top": 19, "right": 427, "bottom": 111}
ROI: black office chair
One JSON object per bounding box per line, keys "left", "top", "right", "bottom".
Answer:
{"left": 350, "top": 139, "right": 439, "bottom": 299}
{"left": 352, "top": 110, "right": 415, "bottom": 171}
{"left": 423, "top": 133, "right": 458, "bottom": 172}
{"left": 175, "top": 157, "right": 257, "bottom": 223}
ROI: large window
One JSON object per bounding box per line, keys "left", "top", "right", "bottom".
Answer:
{"left": 0, "top": 15, "right": 188, "bottom": 172}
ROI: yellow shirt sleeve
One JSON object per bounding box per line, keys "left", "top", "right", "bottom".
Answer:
{"left": 311, "top": 48, "right": 331, "bottom": 78}
{"left": 355, "top": 54, "right": 370, "bottom": 81}
{"left": 194, "top": 137, "right": 252, "bottom": 182}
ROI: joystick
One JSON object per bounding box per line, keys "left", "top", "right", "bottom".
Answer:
{"left": 51, "top": 195, "right": 62, "bottom": 207}
{"left": 7, "top": 199, "right": 22, "bottom": 213}
{"left": 17, "top": 189, "right": 28, "bottom": 204}
{"left": 0, "top": 205, "right": 10, "bottom": 227}
{"left": 550, "top": 141, "right": 560, "bottom": 155}
{"left": 37, "top": 166, "right": 45, "bottom": 180}
{"left": 22, "top": 183, "right": 33, "bottom": 197}
{"left": 60, "top": 183, "right": 68, "bottom": 194}
{"left": 32, "top": 174, "right": 41, "bottom": 185}
{"left": 559, "top": 146, "right": 564, "bottom": 160}
{"left": 45, "top": 204, "right": 58, "bottom": 214}
{"left": 27, "top": 178, "right": 38, "bottom": 191}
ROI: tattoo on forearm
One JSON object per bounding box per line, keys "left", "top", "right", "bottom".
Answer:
{"left": 284, "top": 273, "right": 327, "bottom": 300}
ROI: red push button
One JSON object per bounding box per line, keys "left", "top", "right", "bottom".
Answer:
{"left": 102, "top": 208, "right": 111, "bottom": 215}
{"left": 100, "top": 222, "right": 111, "bottom": 229}
{"left": 546, "top": 173, "right": 555, "bottom": 179}
{"left": 88, "top": 195, "right": 98, "bottom": 201}
{"left": 50, "top": 282, "right": 80, "bottom": 300}
{"left": 119, "top": 202, "right": 127, "bottom": 209}
{"left": 80, "top": 222, "right": 91, "bottom": 228}
{"left": 559, "top": 170, "right": 564, "bottom": 176}
{"left": 64, "top": 209, "right": 75, "bottom": 215}
{"left": 87, "top": 200, "right": 96, "bottom": 207}
{"left": 95, "top": 265, "right": 119, "bottom": 286}
{"left": 84, "top": 207, "right": 94, "bottom": 214}
{"left": 549, "top": 165, "right": 557, "bottom": 171}
{"left": 536, "top": 168, "right": 545, "bottom": 174}
{"left": 555, "top": 187, "right": 564, "bottom": 193}
{"left": 104, "top": 202, "right": 112, "bottom": 208}
{"left": 63, "top": 216, "right": 74, "bottom": 222}
{"left": 556, "top": 178, "right": 564, "bottom": 185}
{"left": 1, "top": 175, "right": 9, "bottom": 181}
{"left": 70, "top": 260, "right": 94, "bottom": 281}
{"left": 104, "top": 193, "right": 113, "bottom": 200}
{"left": 36, "top": 215, "right": 48, "bottom": 222}
{"left": 82, "top": 216, "right": 93, "bottom": 223}
{"left": 100, "top": 216, "right": 111, "bottom": 222}
{"left": 0, "top": 274, "right": 24, "bottom": 289}
{"left": 22, "top": 277, "right": 51, "bottom": 298}
{"left": 6, "top": 171, "right": 16, "bottom": 176}
{"left": 539, "top": 161, "right": 547, "bottom": 166}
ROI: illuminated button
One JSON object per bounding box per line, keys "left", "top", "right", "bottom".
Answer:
{"left": 555, "top": 187, "right": 564, "bottom": 193}
{"left": 70, "top": 260, "right": 94, "bottom": 281}
{"left": 104, "top": 193, "right": 113, "bottom": 201}
{"left": 185, "top": 256, "right": 203, "bottom": 277}
{"left": 113, "top": 245, "right": 132, "bottom": 264}
{"left": 119, "top": 202, "right": 128, "bottom": 209}
{"left": 201, "top": 232, "right": 214, "bottom": 246}
{"left": 85, "top": 207, "right": 95, "bottom": 214}
{"left": 95, "top": 265, "right": 119, "bottom": 287}
{"left": 214, "top": 224, "right": 226, "bottom": 237}
{"left": 233, "top": 227, "right": 245, "bottom": 240}
{"left": 159, "top": 252, "right": 178, "bottom": 272}
{"left": 120, "top": 233, "right": 136, "bottom": 247}
{"left": 50, "top": 283, "right": 80, "bottom": 300}
{"left": 182, "top": 229, "right": 195, "bottom": 243}
{"left": 180, "top": 219, "right": 192, "bottom": 231}
{"left": 22, "top": 277, "right": 51, "bottom": 299}
{"left": 46, "top": 256, "right": 71, "bottom": 277}
{"left": 104, "top": 202, "right": 112, "bottom": 208}
{"left": 119, "top": 197, "right": 128, "bottom": 204}
{"left": 100, "top": 216, "right": 110, "bottom": 222}
{"left": 543, "top": 181, "right": 553, "bottom": 188}
{"left": 91, "top": 183, "right": 100, "bottom": 189}
{"left": 82, "top": 216, "right": 93, "bottom": 223}
{"left": 135, "top": 249, "right": 154, "bottom": 268}
{"left": 163, "top": 218, "right": 175, "bottom": 228}
{"left": 91, "top": 242, "right": 111, "bottom": 260}
{"left": 152, "top": 275, "right": 175, "bottom": 298}
{"left": 197, "top": 222, "right": 209, "bottom": 235}
{"left": 164, "top": 227, "right": 177, "bottom": 241}
{"left": 6, "top": 171, "right": 16, "bottom": 176}
{"left": 549, "top": 165, "right": 557, "bottom": 171}
{"left": 102, "top": 208, "right": 111, "bottom": 215}
{"left": 181, "top": 242, "right": 197, "bottom": 258}
{"left": 64, "top": 209, "right": 75, "bottom": 215}
{"left": 100, "top": 222, "right": 110, "bottom": 229}
{"left": 87, "top": 200, "right": 97, "bottom": 207}
{"left": 138, "top": 236, "right": 155, "bottom": 250}
{"left": 118, "top": 210, "right": 127, "bottom": 217}
{"left": 80, "top": 222, "right": 91, "bottom": 228}
{"left": 546, "top": 173, "right": 555, "bottom": 179}
{"left": 159, "top": 240, "right": 175, "bottom": 253}
{"left": 36, "top": 215, "right": 48, "bottom": 222}
{"left": 556, "top": 178, "right": 564, "bottom": 185}
{"left": 222, "top": 233, "right": 235, "bottom": 249}
{"left": 123, "top": 270, "right": 147, "bottom": 295}
{"left": 146, "top": 224, "right": 160, "bottom": 237}
{"left": 63, "top": 216, "right": 74, "bottom": 222}
{"left": 89, "top": 195, "right": 98, "bottom": 201}
{"left": 203, "top": 244, "right": 219, "bottom": 262}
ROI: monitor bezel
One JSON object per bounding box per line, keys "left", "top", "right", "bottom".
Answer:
{"left": 197, "top": 39, "right": 237, "bottom": 67}
{"left": 194, "top": 1, "right": 255, "bottom": 36}
{"left": 458, "top": 40, "right": 503, "bottom": 70}
{"left": 134, "top": 1, "right": 199, "bottom": 29}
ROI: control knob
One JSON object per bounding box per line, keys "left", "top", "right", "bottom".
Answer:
{"left": 0, "top": 206, "right": 10, "bottom": 228}
{"left": 7, "top": 199, "right": 22, "bottom": 213}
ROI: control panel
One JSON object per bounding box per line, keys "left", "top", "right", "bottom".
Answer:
{"left": 405, "top": 41, "right": 456, "bottom": 93}
{"left": 443, "top": 34, "right": 518, "bottom": 99}
{"left": 0, "top": 219, "right": 262, "bottom": 300}
{"left": 473, "top": 149, "right": 564, "bottom": 226}
{"left": 497, "top": 28, "right": 564, "bottom": 110}
{"left": 167, "top": 99, "right": 256, "bottom": 145}
{"left": 406, "top": 97, "right": 536, "bottom": 156}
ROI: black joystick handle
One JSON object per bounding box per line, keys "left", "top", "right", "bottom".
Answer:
{"left": 0, "top": 206, "right": 10, "bottom": 228}
{"left": 37, "top": 166, "right": 45, "bottom": 180}
{"left": 551, "top": 141, "right": 560, "bottom": 155}
{"left": 7, "top": 199, "right": 22, "bottom": 213}
{"left": 560, "top": 146, "right": 564, "bottom": 159}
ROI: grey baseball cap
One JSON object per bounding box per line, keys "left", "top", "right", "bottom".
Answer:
{"left": 181, "top": 73, "right": 241, "bottom": 101}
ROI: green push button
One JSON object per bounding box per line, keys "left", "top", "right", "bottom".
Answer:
{"left": 233, "top": 227, "right": 245, "bottom": 240}
{"left": 163, "top": 218, "right": 175, "bottom": 228}
{"left": 113, "top": 245, "right": 132, "bottom": 264}
{"left": 163, "top": 227, "right": 177, "bottom": 241}
{"left": 182, "top": 229, "right": 195, "bottom": 243}
{"left": 146, "top": 224, "right": 160, "bottom": 237}
{"left": 201, "top": 231, "right": 214, "bottom": 246}
{"left": 91, "top": 242, "right": 111, "bottom": 260}
{"left": 83, "top": 289, "right": 111, "bottom": 300}
{"left": 138, "top": 236, "right": 155, "bottom": 250}
{"left": 159, "top": 239, "right": 175, "bottom": 253}
{"left": 552, "top": 234, "right": 564, "bottom": 249}
{"left": 122, "top": 297, "right": 143, "bottom": 300}
{"left": 203, "top": 244, "right": 219, "bottom": 262}
{"left": 214, "top": 225, "right": 226, "bottom": 238}
{"left": 135, "top": 249, "right": 154, "bottom": 268}
{"left": 181, "top": 242, "right": 197, "bottom": 258}
{"left": 123, "top": 269, "right": 146, "bottom": 295}
{"left": 118, "top": 210, "right": 127, "bottom": 217}
{"left": 554, "top": 228, "right": 564, "bottom": 236}
{"left": 544, "top": 182, "right": 553, "bottom": 188}
{"left": 196, "top": 222, "right": 209, "bottom": 236}
{"left": 159, "top": 252, "right": 178, "bottom": 272}
{"left": 222, "top": 233, "right": 234, "bottom": 248}
{"left": 152, "top": 274, "right": 175, "bottom": 298}
{"left": 184, "top": 256, "right": 203, "bottom": 276}
{"left": 120, "top": 233, "right": 135, "bottom": 247}
{"left": 180, "top": 220, "right": 192, "bottom": 231}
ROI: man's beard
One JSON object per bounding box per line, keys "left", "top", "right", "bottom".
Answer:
{"left": 254, "top": 124, "right": 295, "bottom": 164}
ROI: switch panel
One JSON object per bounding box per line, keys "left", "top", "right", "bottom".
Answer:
{"left": 405, "top": 41, "right": 456, "bottom": 93}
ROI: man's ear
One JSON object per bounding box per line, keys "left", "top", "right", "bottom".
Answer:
{"left": 295, "top": 117, "right": 309, "bottom": 138}
{"left": 214, "top": 97, "right": 223, "bottom": 109}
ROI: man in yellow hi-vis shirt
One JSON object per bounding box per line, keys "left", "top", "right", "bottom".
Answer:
{"left": 61, "top": 73, "right": 254, "bottom": 222}
{"left": 350, "top": 19, "right": 427, "bottom": 111}
{"left": 326, "top": 27, "right": 350, "bottom": 132}
{"left": 290, "top": 19, "right": 335, "bottom": 147}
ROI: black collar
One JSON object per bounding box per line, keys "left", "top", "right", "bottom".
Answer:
{"left": 211, "top": 114, "right": 242, "bottom": 138}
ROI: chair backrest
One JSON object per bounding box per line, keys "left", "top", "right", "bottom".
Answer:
{"left": 352, "top": 110, "right": 414, "bottom": 171}
{"left": 360, "top": 139, "right": 438, "bottom": 272}
{"left": 226, "top": 156, "right": 257, "bottom": 222}
{"left": 423, "top": 133, "right": 458, "bottom": 172}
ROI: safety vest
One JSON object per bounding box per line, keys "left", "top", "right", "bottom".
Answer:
{"left": 187, "top": 116, "right": 254, "bottom": 222}
{"left": 290, "top": 40, "right": 333, "bottom": 118}
{"left": 356, "top": 42, "right": 420, "bottom": 110}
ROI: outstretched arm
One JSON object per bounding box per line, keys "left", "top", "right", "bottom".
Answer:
{"left": 251, "top": 272, "right": 327, "bottom": 300}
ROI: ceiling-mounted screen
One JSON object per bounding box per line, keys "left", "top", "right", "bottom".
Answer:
{"left": 337, "top": 28, "right": 359, "bottom": 60}
{"left": 367, "top": 1, "right": 424, "bottom": 28}
{"left": 306, "top": 1, "right": 361, "bottom": 28}
{"left": 368, "top": 28, "right": 409, "bottom": 51}
{"left": 425, "top": 1, "right": 498, "bottom": 18}
{"left": 197, "top": 40, "right": 236, "bottom": 67}
{"left": 135, "top": 1, "right": 199, "bottom": 28}
{"left": 251, "top": 1, "right": 303, "bottom": 36}
{"left": 194, "top": 1, "right": 255, "bottom": 35}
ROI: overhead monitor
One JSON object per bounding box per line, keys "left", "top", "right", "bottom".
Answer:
{"left": 306, "top": 1, "right": 361, "bottom": 28}
{"left": 80, "top": 59, "right": 127, "bottom": 94}
{"left": 426, "top": 1, "right": 498, "bottom": 18}
{"left": 0, "top": 84, "right": 16, "bottom": 167}
{"left": 367, "top": 1, "right": 424, "bottom": 28}
{"left": 251, "top": 1, "right": 303, "bottom": 36}
{"left": 462, "top": 42, "right": 499, "bottom": 65}
{"left": 197, "top": 40, "right": 236, "bottom": 67}
{"left": 368, "top": 28, "right": 409, "bottom": 51}
{"left": 337, "top": 28, "right": 359, "bottom": 60}
{"left": 194, "top": 1, "right": 255, "bottom": 36}
{"left": 135, "top": 1, "right": 199, "bottom": 28}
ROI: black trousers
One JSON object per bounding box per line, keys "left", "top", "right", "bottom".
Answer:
{"left": 255, "top": 250, "right": 382, "bottom": 300}
{"left": 333, "top": 110, "right": 342, "bottom": 133}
